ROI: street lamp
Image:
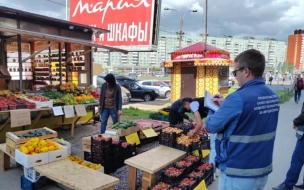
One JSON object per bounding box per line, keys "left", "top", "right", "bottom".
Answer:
{"left": 164, "top": 7, "right": 198, "bottom": 49}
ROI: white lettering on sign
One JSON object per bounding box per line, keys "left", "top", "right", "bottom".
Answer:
{"left": 175, "top": 54, "right": 204, "bottom": 60}
{"left": 72, "top": 0, "right": 151, "bottom": 23}
{"left": 253, "top": 95, "right": 280, "bottom": 115}
{"left": 92, "top": 22, "right": 148, "bottom": 42}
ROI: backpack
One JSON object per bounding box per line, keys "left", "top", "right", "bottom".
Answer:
{"left": 297, "top": 79, "right": 303, "bottom": 89}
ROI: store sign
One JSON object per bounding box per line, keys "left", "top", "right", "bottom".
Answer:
{"left": 172, "top": 53, "right": 204, "bottom": 60}
{"left": 69, "top": 0, "right": 160, "bottom": 49}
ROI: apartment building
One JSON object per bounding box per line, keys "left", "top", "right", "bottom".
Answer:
{"left": 286, "top": 29, "right": 304, "bottom": 70}
{"left": 93, "top": 33, "right": 286, "bottom": 72}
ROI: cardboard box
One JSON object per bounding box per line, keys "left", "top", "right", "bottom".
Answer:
{"left": 15, "top": 149, "right": 48, "bottom": 168}
{"left": 48, "top": 143, "right": 68, "bottom": 162}
{"left": 82, "top": 144, "right": 91, "bottom": 152}
{"left": 82, "top": 136, "right": 91, "bottom": 145}
{"left": 6, "top": 127, "right": 57, "bottom": 149}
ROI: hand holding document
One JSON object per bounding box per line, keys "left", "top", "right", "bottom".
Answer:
{"left": 204, "top": 91, "right": 222, "bottom": 111}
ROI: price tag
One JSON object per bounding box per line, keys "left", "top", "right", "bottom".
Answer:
{"left": 194, "top": 180, "right": 207, "bottom": 190}
{"left": 74, "top": 104, "right": 87, "bottom": 116}
{"left": 10, "top": 109, "right": 31, "bottom": 128}
{"left": 52, "top": 106, "right": 64, "bottom": 116}
{"left": 63, "top": 105, "right": 75, "bottom": 118}
{"left": 202, "top": 150, "right": 210, "bottom": 158}
{"left": 192, "top": 150, "right": 210, "bottom": 158}
{"left": 142, "top": 128, "right": 157, "bottom": 138}
{"left": 125, "top": 132, "right": 140, "bottom": 145}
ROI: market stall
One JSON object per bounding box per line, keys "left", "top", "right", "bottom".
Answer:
{"left": 0, "top": 6, "right": 128, "bottom": 139}
{"left": 163, "top": 42, "right": 233, "bottom": 102}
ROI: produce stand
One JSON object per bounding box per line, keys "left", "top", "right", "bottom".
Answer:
{"left": 0, "top": 6, "right": 128, "bottom": 139}
{"left": 0, "top": 144, "right": 118, "bottom": 190}
{"left": 0, "top": 103, "right": 98, "bottom": 138}
{"left": 124, "top": 145, "right": 186, "bottom": 190}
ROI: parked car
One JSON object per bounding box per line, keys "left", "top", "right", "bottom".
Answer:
{"left": 138, "top": 80, "right": 171, "bottom": 99}
{"left": 162, "top": 80, "right": 171, "bottom": 88}
{"left": 95, "top": 75, "right": 131, "bottom": 102}
{"left": 118, "top": 81, "right": 160, "bottom": 101}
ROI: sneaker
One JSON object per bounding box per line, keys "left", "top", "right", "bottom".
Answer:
{"left": 294, "top": 184, "right": 304, "bottom": 190}
{"left": 272, "top": 183, "right": 293, "bottom": 190}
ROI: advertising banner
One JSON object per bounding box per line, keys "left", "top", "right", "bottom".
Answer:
{"left": 70, "top": 0, "right": 161, "bottom": 51}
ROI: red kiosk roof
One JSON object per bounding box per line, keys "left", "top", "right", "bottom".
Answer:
{"left": 171, "top": 42, "right": 229, "bottom": 55}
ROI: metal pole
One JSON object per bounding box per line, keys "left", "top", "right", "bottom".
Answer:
{"left": 17, "top": 35, "right": 23, "bottom": 91}
{"left": 59, "top": 43, "right": 62, "bottom": 85}
{"left": 179, "top": 19, "right": 183, "bottom": 49}
{"left": 66, "top": 0, "right": 68, "bottom": 20}
{"left": 204, "top": 0, "right": 208, "bottom": 56}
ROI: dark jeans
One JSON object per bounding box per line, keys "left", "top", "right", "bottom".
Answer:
{"left": 295, "top": 90, "right": 302, "bottom": 102}
{"left": 169, "top": 109, "right": 183, "bottom": 126}
{"left": 100, "top": 108, "right": 119, "bottom": 134}
{"left": 284, "top": 136, "right": 304, "bottom": 187}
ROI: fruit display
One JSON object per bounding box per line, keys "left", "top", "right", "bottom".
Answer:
{"left": 61, "top": 94, "right": 78, "bottom": 105}
{"left": 0, "top": 97, "right": 17, "bottom": 110}
{"left": 88, "top": 90, "right": 100, "bottom": 98}
{"left": 176, "top": 134, "right": 200, "bottom": 147}
{"left": 44, "top": 91, "right": 63, "bottom": 99}
{"left": 178, "top": 178, "right": 196, "bottom": 187}
{"left": 67, "top": 155, "right": 102, "bottom": 170}
{"left": 60, "top": 82, "right": 77, "bottom": 92}
{"left": 176, "top": 160, "right": 192, "bottom": 168}
{"left": 0, "top": 90, "right": 14, "bottom": 97}
{"left": 74, "top": 94, "right": 95, "bottom": 103}
{"left": 162, "top": 127, "right": 183, "bottom": 134}
{"left": 165, "top": 167, "right": 183, "bottom": 177}
{"left": 16, "top": 128, "right": 53, "bottom": 139}
{"left": 110, "top": 120, "right": 137, "bottom": 129}
{"left": 19, "top": 138, "right": 59, "bottom": 155}
{"left": 151, "top": 182, "right": 171, "bottom": 190}
{"left": 198, "top": 163, "right": 213, "bottom": 171}
{"left": 189, "top": 170, "right": 204, "bottom": 178}
{"left": 185, "top": 155, "right": 199, "bottom": 162}
{"left": 26, "top": 94, "right": 50, "bottom": 102}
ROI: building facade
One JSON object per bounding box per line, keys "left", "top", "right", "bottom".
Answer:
{"left": 286, "top": 29, "right": 304, "bottom": 70}
{"left": 93, "top": 33, "right": 286, "bottom": 72}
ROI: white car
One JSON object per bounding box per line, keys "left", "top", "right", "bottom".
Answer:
{"left": 138, "top": 80, "right": 171, "bottom": 99}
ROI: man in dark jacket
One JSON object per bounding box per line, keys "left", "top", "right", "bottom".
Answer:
{"left": 99, "top": 74, "right": 122, "bottom": 134}
{"left": 273, "top": 103, "right": 304, "bottom": 190}
{"left": 169, "top": 97, "right": 193, "bottom": 126}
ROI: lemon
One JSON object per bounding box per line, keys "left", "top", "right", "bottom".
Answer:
{"left": 48, "top": 145, "right": 55, "bottom": 151}
{"left": 20, "top": 146, "right": 29, "bottom": 154}
{"left": 27, "top": 146, "right": 34, "bottom": 153}
{"left": 40, "top": 147, "right": 49, "bottom": 153}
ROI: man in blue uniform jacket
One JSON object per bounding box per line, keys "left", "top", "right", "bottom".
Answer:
{"left": 205, "top": 49, "right": 280, "bottom": 190}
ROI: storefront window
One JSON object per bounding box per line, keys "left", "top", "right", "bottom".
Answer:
{"left": 218, "top": 66, "right": 229, "bottom": 86}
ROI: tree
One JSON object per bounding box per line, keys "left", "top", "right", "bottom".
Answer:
{"left": 152, "top": 66, "right": 156, "bottom": 72}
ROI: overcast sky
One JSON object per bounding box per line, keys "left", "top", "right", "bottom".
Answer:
{"left": 1, "top": 0, "right": 303, "bottom": 42}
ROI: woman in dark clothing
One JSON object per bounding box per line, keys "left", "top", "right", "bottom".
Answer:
{"left": 169, "top": 97, "right": 193, "bottom": 126}
{"left": 99, "top": 74, "right": 122, "bottom": 134}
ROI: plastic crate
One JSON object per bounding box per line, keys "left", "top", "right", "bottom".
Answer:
{"left": 8, "top": 105, "right": 17, "bottom": 110}
{"left": 23, "top": 167, "right": 40, "bottom": 182}
{"left": 84, "top": 151, "right": 92, "bottom": 162}
{"left": 0, "top": 105, "right": 8, "bottom": 111}
{"left": 201, "top": 140, "right": 210, "bottom": 150}
{"left": 20, "top": 175, "right": 51, "bottom": 190}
